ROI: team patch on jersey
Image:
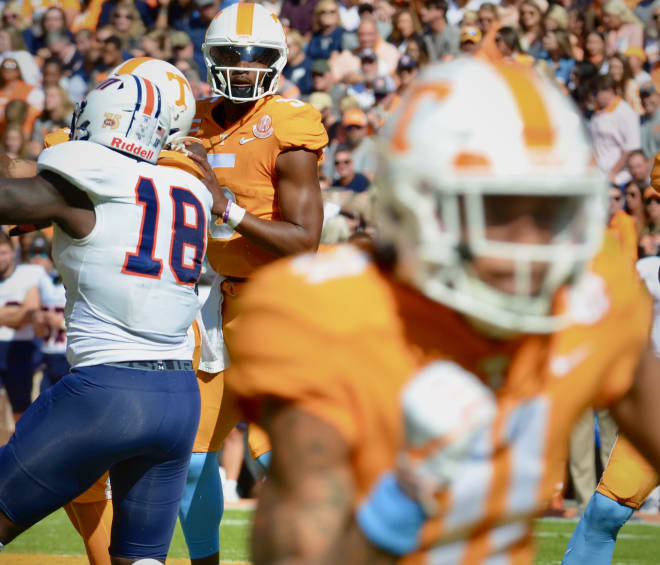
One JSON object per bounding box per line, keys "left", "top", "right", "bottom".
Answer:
{"left": 252, "top": 114, "right": 273, "bottom": 139}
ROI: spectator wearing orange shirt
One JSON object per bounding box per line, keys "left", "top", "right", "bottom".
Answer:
{"left": 0, "top": 58, "right": 41, "bottom": 124}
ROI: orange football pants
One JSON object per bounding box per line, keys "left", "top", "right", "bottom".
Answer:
{"left": 65, "top": 472, "right": 112, "bottom": 565}
{"left": 192, "top": 279, "right": 271, "bottom": 459}
{"left": 597, "top": 436, "right": 659, "bottom": 509}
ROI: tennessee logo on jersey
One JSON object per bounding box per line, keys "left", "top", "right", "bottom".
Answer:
{"left": 225, "top": 234, "right": 652, "bottom": 564}
{"left": 190, "top": 95, "right": 328, "bottom": 278}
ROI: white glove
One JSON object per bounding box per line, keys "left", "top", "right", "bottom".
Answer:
{"left": 396, "top": 360, "right": 497, "bottom": 515}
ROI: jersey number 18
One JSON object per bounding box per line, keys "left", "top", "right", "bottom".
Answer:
{"left": 122, "top": 176, "right": 206, "bottom": 286}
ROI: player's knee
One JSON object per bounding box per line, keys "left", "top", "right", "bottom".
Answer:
{"left": 584, "top": 492, "right": 633, "bottom": 536}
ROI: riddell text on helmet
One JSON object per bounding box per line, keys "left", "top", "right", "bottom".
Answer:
{"left": 110, "top": 137, "right": 155, "bottom": 161}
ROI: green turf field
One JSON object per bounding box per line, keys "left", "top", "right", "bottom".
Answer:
{"left": 3, "top": 509, "right": 660, "bottom": 564}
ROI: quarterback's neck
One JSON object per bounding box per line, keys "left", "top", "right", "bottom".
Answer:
{"left": 219, "top": 99, "right": 259, "bottom": 127}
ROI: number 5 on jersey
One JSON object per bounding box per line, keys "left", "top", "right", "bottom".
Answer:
{"left": 122, "top": 176, "right": 207, "bottom": 285}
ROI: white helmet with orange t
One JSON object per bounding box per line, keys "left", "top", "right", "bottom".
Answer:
{"left": 110, "top": 57, "right": 195, "bottom": 145}
{"left": 70, "top": 74, "right": 170, "bottom": 164}
{"left": 376, "top": 58, "right": 607, "bottom": 334}
{"left": 202, "top": 2, "right": 288, "bottom": 103}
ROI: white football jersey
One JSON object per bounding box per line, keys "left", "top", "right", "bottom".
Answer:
{"left": 0, "top": 263, "right": 45, "bottom": 342}
{"left": 38, "top": 272, "right": 67, "bottom": 355}
{"left": 636, "top": 256, "right": 660, "bottom": 357}
{"left": 38, "top": 141, "right": 213, "bottom": 368}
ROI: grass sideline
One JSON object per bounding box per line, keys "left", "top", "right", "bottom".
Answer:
{"left": 2, "top": 510, "right": 660, "bottom": 564}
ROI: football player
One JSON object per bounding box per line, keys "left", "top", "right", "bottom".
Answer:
{"left": 0, "top": 75, "right": 223, "bottom": 565}
{"left": 562, "top": 252, "right": 660, "bottom": 565}
{"left": 7, "top": 58, "right": 203, "bottom": 565}
{"left": 223, "top": 58, "right": 660, "bottom": 564}
{"left": 178, "top": 4, "right": 328, "bottom": 565}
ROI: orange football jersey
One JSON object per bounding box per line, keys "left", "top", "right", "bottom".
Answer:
{"left": 190, "top": 95, "right": 328, "bottom": 278}
{"left": 225, "top": 234, "right": 652, "bottom": 564}
{"left": 608, "top": 209, "right": 638, "bottom": 264}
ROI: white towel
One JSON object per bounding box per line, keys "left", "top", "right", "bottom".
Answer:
{"left": 197, "top": 271, "right": 230, "bottom": 374}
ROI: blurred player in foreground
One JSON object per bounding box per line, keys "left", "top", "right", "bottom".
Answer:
{"left": 0, "top": 75, "right": 221, "bottom": 564}
{"left": 562, "top": 252, "right": 660, "bottom": 565}
{"left": 225, "top": 58, "right": 660, "bottom": 564}
{"left": 177, "top": 5, "right": 327, "bottom": 564}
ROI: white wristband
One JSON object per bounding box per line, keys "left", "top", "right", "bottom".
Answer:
{"left": 226, "top": 201, "right": 246, "bottom": 229}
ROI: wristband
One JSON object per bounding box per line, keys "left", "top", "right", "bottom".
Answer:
{"left": 356, "top": 473, "right": 427, "bottom": 556}
{"left": 222, "top": 201, "right": 232, "bottom": 223}
{"left": 225, "top": 201, "right": 246, "bottom": 229}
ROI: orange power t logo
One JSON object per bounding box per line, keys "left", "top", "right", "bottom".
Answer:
{"left": 167, "top": 72, "right": 189, "bottom": 109}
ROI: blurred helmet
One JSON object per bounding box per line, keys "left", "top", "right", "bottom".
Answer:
{"left": 71, "top": 74, "right": 170, "bottom": 164}
{"left": 376, "top": 58, "right": 606, "bottom": 333}
{"left": 202, "top": 3, "right": 288, "bottom": 103}
{"left": 110, "top": 57, "right": 195, "bottom": 145}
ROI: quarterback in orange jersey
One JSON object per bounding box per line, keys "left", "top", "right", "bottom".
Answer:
{"left": 179, "top": 4, "right": 328, "bottom": 565}
{"left": 562, "top": 252, "right": 660, "bottom": 565}
{"left": 223, "top": 58, "right": 660, "bottom": 565}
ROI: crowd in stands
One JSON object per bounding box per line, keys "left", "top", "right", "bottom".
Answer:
{"left": 2, "top": 0, "right": 660, "bottom": 248}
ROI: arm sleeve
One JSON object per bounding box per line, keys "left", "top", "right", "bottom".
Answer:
{"left": 275, "top": 100, "right": 329, "bottom": 160}
{"left": 593, "top": 262, "right": 653, "bottom": 409}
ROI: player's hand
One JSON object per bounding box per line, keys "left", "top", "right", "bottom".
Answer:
{"left": 185, "top": 145, "right": 229, "bottom": 217}
{"left": 397, "top": 361, "right": 497, "bottom": 513}
{"left": 357, "top": 362, "right": 496, "bottom": 555}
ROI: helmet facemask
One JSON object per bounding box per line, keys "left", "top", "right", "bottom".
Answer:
{"left": 203, "top": 44, "right": 284, "bottom": 103}
{"left": 378, "top": 166, "right": 605, "bottom": 334}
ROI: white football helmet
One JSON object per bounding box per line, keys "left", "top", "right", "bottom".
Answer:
{"left": 110, "top": 57, "right": 195, "bottom": 145}
{"left": 202, "top": 3, "right": 288, "bottom": 103}
{"left": 70, "top": 74, "right": 170, "bottom": 164}
{"left": 377, "top": 58, "right": 607, "bottom": 334}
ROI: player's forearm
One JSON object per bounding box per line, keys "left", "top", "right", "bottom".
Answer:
{"left": 0, "top": 306, "right": 37, "bottom": 329}
{"left": 327, "top": 521, "right": 398, "bottom": 565}
{"left": 235, "top": 214, "right": 321, "bottom": 257}
{"left": 252, "top": 469, "right": 355, "bottom": 565}
{"left": 0, "top": 177, "right": 54, "bottom": 225}
{"left": 611, "top": 151, "right": 632, "bottom": 178}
